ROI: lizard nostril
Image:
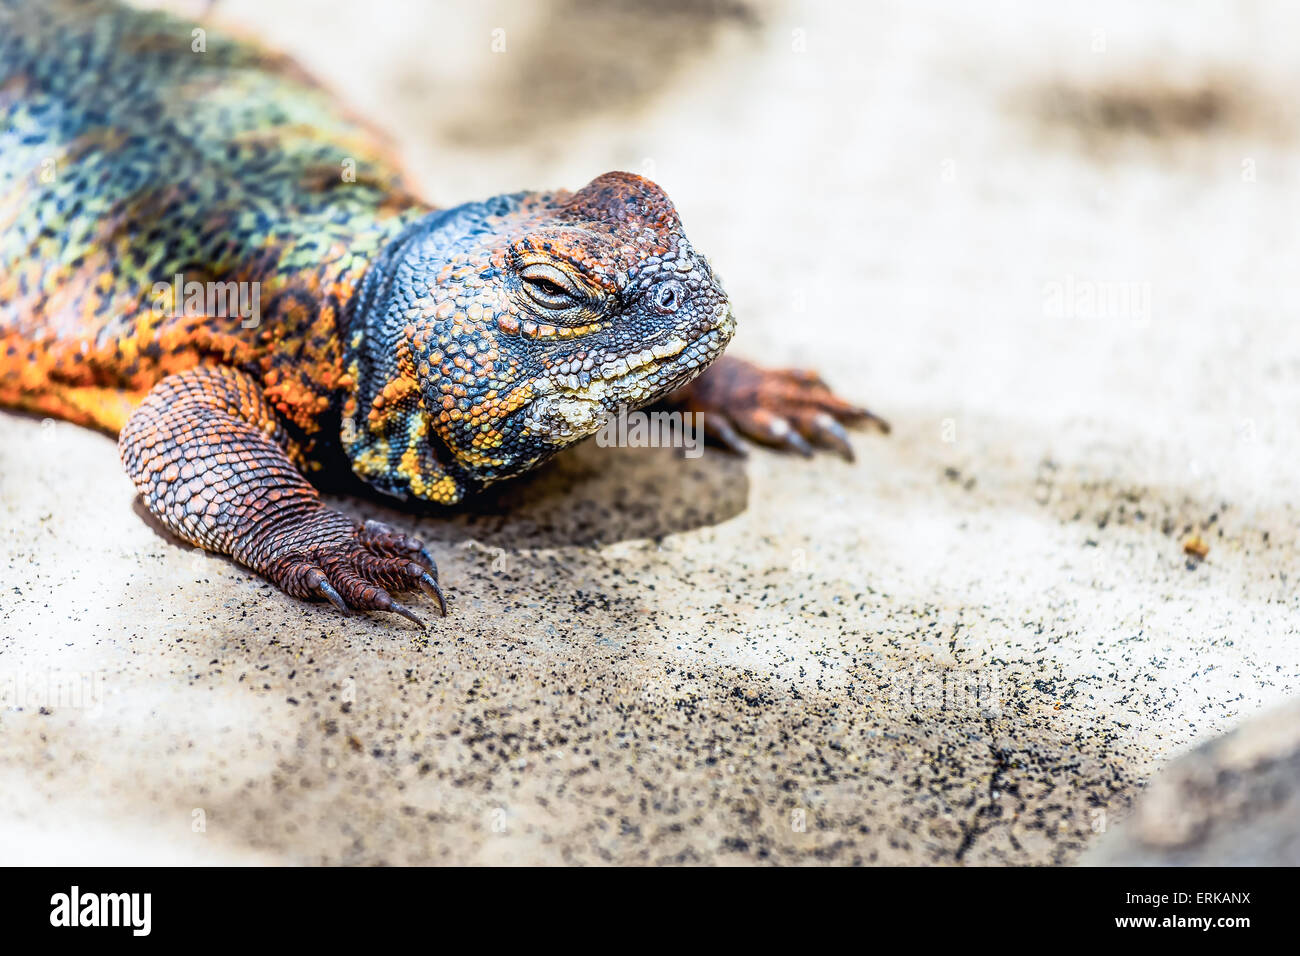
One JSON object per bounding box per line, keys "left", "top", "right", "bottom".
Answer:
{"left": 653, "top": 280, "right": 684, "bottom": 314}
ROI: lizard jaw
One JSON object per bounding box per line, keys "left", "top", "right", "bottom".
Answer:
{"left": 521, "top": 309, "right": 735, "bottom": 444}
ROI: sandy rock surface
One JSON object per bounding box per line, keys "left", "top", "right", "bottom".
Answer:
{"left": 2, "top": 0, "right": 1298, "bottom": 864}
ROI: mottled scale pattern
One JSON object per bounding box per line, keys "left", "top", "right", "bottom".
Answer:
{"left": 0, "top": 0, "right": 423, "bottom": 439}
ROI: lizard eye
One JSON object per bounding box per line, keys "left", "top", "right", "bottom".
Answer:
{"left": 520, "top": 263, "right": 581, "bottom": 310}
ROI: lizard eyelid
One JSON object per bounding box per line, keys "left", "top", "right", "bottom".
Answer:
{"left": 519, "top": 263, "right": 583, "bottom": 310}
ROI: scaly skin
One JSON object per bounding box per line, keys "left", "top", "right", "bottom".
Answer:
{"left": 0, "top": 0, "right": 885, "bottom": 624}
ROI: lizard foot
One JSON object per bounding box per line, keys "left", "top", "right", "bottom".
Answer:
{"left": 669, "top": 355, "right": 888, "bottom": 460}
{"left": 270, "top": 515, "right": 446, "bottom": 626}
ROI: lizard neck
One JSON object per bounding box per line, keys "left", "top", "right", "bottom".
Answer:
{"left": 338, "top": 196, "right": 529, "bottom": 504}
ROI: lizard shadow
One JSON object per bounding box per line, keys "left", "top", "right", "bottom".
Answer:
{"left": 333, "top": 437, "right": 751, "bottom": 550}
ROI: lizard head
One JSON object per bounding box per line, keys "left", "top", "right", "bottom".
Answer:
{"left": 343, "top": 172, "right": 736, "bottom": 504}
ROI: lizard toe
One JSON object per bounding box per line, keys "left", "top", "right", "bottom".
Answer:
{"left": 701, "top": 410, "right": 749, "bottom": 455}
{"left": 352, "top": 552, "right": 448, "bottom": 617}
{"left": 791, "top": 410, "right": 856, "bottom": 461}
{"left": 327, "top": 566, "right": 425, "bottom": 628}
{"left": 665, "top": 355, "right": 886, "bottom": 459}
{"left": 360, "top": 519, "right": 438, "bottom": 572}
{"left": 304, "top": 566, "right": 350, "bottom": 614}
{"left": 732, "top": 407, "right": 815, "bottom": 457}
{"left": 773, "top": 369, "right": 890, "bottom": 433}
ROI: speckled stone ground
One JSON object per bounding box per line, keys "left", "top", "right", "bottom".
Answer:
{"left": 2, "top": 0, "right": 1299, "bottom": 864}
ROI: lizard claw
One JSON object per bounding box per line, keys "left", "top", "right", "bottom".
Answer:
{"left": 307, "top": 568, "right": 350, "bottom": 614}
{"left": 384, "top": 599, "right": 426, "bottom": 629}
{"left": 736, "top": 408, "right": 814, "bottom": 457}
{"left": 275, "top": 517, "right": 448, "bottom": 624}
{"left": 414, "top": 567, "right": 447, "bottom": 616}
{"left": 667, "top": 355, "right": 887, "bottom": 459}
{"left": 844, "top": 406, "right": 891, "bottom": 435}
{"left": 703, "top": 411, "right": 749, "bottom": 456}
{"left": 802, "top": 411, "right": 856, "bottom": 462}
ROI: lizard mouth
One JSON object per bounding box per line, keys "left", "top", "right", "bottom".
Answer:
{"left": 521, "top": 306, "right": 735, "bottom": 443}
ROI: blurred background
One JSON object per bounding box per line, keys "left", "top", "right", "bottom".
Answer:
{"left": 2, "top": 0, "right": 1298, "bottom": 864}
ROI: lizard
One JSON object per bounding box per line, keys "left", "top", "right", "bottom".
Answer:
{"left": 0, "top": 0, "right": 887, "bottom": 625}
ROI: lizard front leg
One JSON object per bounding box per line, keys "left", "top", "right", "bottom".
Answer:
{"left": 118, "top": 365, "right": 444, "bottom": 624}
{"left": 664, "top": 355, "right": 889, "bottom": 460}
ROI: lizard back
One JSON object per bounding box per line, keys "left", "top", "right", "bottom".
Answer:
{"left": 0, "top": 0, "right": 427, "bottom": 434}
